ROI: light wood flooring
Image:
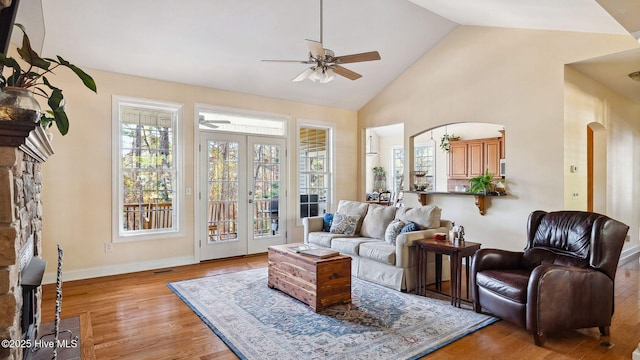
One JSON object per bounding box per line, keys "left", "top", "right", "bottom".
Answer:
{"left": 40, "top": 255, "right": 640, "bottom": 360}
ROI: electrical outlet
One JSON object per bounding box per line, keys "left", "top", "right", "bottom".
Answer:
{"left": 572, "top": 192, "right": 579, "bottom": 200}
{"left": 625, "top": 234, "right": 631, "bottom": 243}
{"left": 104, "top": 243, "right": 113, "bottom": 253}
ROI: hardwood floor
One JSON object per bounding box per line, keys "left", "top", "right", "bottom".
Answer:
{"left": 40, "top": 255, "right": 640, "bottom": 360}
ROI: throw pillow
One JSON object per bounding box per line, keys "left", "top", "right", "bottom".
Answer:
{"left": 385, "top": 219, "right": 405, "bottom": 245}
{"left": 322, "top": 213, "right": 334, "bottom": 232}
{"left": 330, "top": 214, "right": 360, "bottom": 236}
{"left": 396, "top": 205, "right": 442, "bottom": 229}
{"left": 401, "top": 221, "right": 419, "bottom": 233}
{"left": 335, "top": 200, "right": 369, "bottom": 233}
{"left": 360, "top": 204, "right": 396, "bottom": 240}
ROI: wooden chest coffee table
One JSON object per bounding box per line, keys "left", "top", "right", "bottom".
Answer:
{"left": 268, "top": 243, "right": 352, "bottom": 312}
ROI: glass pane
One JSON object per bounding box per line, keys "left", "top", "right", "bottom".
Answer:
{"left": 120, "top": 105, "right": 177, "bottom": 233}
{"left": 253, "top": 143, "right": 280, "bottom": 238}
{"left": 207, "top": 140, "right": 239, "bottom": 242}
{"left": 298, "top": 126, "right": 329, "bottom": 219}
{"left": 198, "top": 110, "right": 286, "bottom": 135}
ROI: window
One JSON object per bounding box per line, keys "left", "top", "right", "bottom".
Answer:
{"left": 391, "top": 147, "right": 404, "bottom": 191}
{"left": 113, "top": 97, "right": 182, "bottom": 240}
{"left": 414, "top": 142, "right": 435, "bottom": 191}
{"left": 298, "top": 124, "right": 332, "bottom": 220}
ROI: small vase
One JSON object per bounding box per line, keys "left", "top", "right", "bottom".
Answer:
{"left": 0, "top": 86, "right": 41, "bottom": 123}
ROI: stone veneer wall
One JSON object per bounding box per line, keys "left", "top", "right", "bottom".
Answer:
{"left": 0, "top": 148, "right": 43, "bottom": 360}
{"left": 0, "top": 124, "right": 52, "bottom": 360}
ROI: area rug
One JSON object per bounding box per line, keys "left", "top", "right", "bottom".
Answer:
{"left": 168, "top": 268, "right": 498, "bottom": 360}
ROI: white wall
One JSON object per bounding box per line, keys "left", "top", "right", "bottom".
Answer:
{"left": 359, "top": 25, "right": 637, "bottom": 252}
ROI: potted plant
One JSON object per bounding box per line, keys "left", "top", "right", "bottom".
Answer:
{"left": 468, "top": 169, "right": 494, "bottom": 194}
{"left": 0, "top": 24, "right": 96, "bottom": 135}
{"left": 440, "top": 133, "right": 460, "bottom": 152}
{"left": 372, "top": 166, "right": 386, "bottom": 192}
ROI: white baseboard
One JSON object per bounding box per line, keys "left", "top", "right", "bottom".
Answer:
{"left": 620, "top": 244, "right": 640, "bottom": 265}
{"left": 43, "top": 256, "right": 197, "bottom": 284}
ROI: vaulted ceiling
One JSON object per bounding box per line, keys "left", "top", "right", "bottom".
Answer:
{"left": 13, "top": 0, "right": 640, "bottom": 110}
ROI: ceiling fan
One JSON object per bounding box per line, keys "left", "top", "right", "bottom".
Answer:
{"left": 199, "top": 115, "right": 231, "bottom": 129}
{"left": 262, "top": 0, "right": 381, "bottom": 83}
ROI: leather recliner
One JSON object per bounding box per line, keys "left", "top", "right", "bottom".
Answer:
{"left": 471, "top": 210, "right": 629, "bottom": 346}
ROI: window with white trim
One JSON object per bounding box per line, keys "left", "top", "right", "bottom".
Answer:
{"left": 391, "top": 147, "right": 404, "bottom": 191}
{"left": 113, "top": 97, "right": 182, "bottom": 240}
{"left": 298, "top": 124, "right": 332, "bottom": 219}
{"left": 414, "top": 142, "right": 435, "bottom": 191}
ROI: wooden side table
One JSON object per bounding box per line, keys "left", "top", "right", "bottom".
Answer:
{"left": 414, "top": 239, "right": 481, "bottom": 307}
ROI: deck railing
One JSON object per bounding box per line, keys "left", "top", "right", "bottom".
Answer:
{"left": 124, "top": 200, "right": 279, "bottom": 237}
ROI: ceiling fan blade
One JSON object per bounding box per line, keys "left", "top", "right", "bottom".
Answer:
{"left": 334, "top": 51, "right": 381, "bottom": 64}
{"left": 334, "top": 65, "right": 362, "bottom": 80}
{"left": 199, "top": 115, "right": 231, "bottom": 125}
{"left": 261, "top": 59, "right": 315, "bottom": 64}
{"left": 293, "top": 68, "right": 315, "bottom": 82}
{"left": 306, "top": 39, "right": 325, "bottom": 59}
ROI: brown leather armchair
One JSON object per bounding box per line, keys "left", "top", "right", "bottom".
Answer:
{"left": 471, "top": 210, "right": 629, "bottom": 346}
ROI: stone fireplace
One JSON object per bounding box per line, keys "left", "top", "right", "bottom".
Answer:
{"left": 0, "top": 122, "right": 53, "bottom": 360}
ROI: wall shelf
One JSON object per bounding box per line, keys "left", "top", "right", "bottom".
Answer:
{"left": 407, "top": 191, "right": 507, "bottom": 215}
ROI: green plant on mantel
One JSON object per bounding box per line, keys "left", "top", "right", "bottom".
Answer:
{"left": 440, "top": 134, "right": 460, "bottom": 152}
{"left": 0, "top": 24, "right": 97, "bottom": 135}
{"left": 468, "top": 168, "right": 494, "bottom": 194}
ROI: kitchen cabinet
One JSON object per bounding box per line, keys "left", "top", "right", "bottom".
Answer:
{"left": 448, "top": 136, "right": 503, "bottom": 179}
{"left": 448, "top": 142, "right": 468, "bottom": 179}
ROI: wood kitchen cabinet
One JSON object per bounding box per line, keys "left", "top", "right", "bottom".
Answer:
{"left": 448, "top": 136, "right": 503, "bottom": 179}
{"left": 448, "top": 142, "right": 468, "bottom": 179}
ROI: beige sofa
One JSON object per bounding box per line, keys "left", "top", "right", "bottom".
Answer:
{"left": 302, "top": 200, "right": 450, "bottom": 292}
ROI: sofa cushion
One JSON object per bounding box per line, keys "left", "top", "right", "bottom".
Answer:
{"left": 331, "top": 237, "right": 376, "bottom": 256}
{"left": 396, "top": 205, "right": 441, "bottom": 229}
{"left": 307, "top": 232, "right": 345, "bottom": 248}
{"left": 384, "top": 219, "right": 405, "bottom": 245}
{"left": 336, "top": 200, "right": 369, "bottom": 233}
{"left": 359, "top": 241, "right": 396, "bottom": 265}
{"left": 330, "top": 214, "right": 361, "bottom": 235}
{"left": 360, "top": 204, "right": 396, "bottom": 240}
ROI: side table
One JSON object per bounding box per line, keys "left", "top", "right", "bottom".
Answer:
{"left": 414, "top": 239, "right": 481, "bottom": 307}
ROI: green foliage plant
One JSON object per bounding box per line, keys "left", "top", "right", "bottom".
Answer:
{"left": 372, "top": 166, "right": 385, "bottom": 176}
{"left": 440, "top": 134, "right": 460, "bottom": 152}
{"left": 468, "top": 168, "right": 494, "bottom": 194}
{"left": 0, "top": 24, "right": 97, "bottom": 135}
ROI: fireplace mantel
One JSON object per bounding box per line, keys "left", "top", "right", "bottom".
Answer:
{"left": 0, "top": 123, "right": 54, "bottom": 162}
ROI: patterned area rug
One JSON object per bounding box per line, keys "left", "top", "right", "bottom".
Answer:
{"left": 168, "top": 268, "right": 498, "bottom": 360}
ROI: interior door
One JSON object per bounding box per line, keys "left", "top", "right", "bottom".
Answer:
{"left": 199, "top": 133, "right": 286, "bottom": 260}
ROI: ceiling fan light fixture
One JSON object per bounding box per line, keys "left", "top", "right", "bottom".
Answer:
{"left": 629, "top": 71, "right": 640, "bottom": 82}
{"left": 308, "top": 67, "right": 322, "bottom": 82}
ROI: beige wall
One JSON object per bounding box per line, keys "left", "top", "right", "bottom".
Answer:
{"left": 38, "top": 68, "right": 357, "bottom": 281}
{"left": 565, "top": 66, "right": 640, "bottom": 253}
{"left": 359, "top": 25, "right": 638, "bottom": 252}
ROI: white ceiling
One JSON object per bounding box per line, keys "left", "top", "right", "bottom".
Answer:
{"left": 13, "top": 0, "right": 637, "bottom": 110}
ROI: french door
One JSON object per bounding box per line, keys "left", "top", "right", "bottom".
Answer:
{"left": 199, "top": 132, "right": 286, "bottom": 260}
